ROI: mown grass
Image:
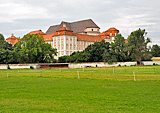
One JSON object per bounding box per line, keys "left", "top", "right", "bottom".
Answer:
{"left": 0, "top": 77, "right": 160, "bottom": 113}
{"left": 0, "top": 66, "right": 160, "bottom": 112}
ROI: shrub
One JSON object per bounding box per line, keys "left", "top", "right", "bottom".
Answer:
{"left": 30, "top": 66, "right": 34, "bottom": 69}
{"left": 7, "top": 65, "right": 11, "bottom": 69}
{"left": 118, "top": 64, "right": 121, "bottom": 67}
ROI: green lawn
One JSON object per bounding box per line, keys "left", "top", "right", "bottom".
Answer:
{"left": 0, "top": 66, "right": 160, "bottom": 112}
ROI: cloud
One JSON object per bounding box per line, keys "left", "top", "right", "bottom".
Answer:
{"left": 0, "top": 0, "right": 160, "bottom": 46}
{"left": 0, "top": 2, "right": 49, "bottom": 23}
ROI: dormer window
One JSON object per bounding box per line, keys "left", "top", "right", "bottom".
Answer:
{"left": 110, "top": 33, "right": 112, "bottom": 36}
{"left": 58, "top": 32, "right": 60, "bottom": 35}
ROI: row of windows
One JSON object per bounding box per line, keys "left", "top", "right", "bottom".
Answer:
{"left": 53, "top": 36, "right": 76, "bottom": 40}
{"left": 54, "top": 40, "right": 77, "bottom": 45}
{"left": 57, "top": 48, "right": 85, "bottom": 56}
{"left": 56, "top": 46, "right": 84, "bottom": 50}
{"left": 53, "top": 40, "right": 92, "bottom": 45}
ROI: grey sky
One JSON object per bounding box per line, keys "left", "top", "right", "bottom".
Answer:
{"left": 0, "top": 0, "right": 160, "bottom": 46}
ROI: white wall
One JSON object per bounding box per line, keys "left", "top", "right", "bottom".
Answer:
{"left": 69, "top": 62, "right": 137, "bottom": 68}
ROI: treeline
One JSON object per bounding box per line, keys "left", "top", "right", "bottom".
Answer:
{"left": 0, "top": 28, "right": 160, "bottom": 64}
{"left": 58, "top": 28, "right": 160, "bottom": 64}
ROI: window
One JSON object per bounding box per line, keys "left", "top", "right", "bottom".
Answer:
{"left": 83, "top": 42, "right": 84, "bottom": 45}
{"left": 70, "top": 40, "right": 72, "bottom": 44}
{"left": 70, "top": 46, "right": 72, "bottom": 50}
{"left": 58, "top": 41, "right": 59, "bottom": 44}
{"left": 61, "top": 36, "right": 63, "bottom": 39}
{"left": 110, "top": 33, "right": 112, "bottom": 36}
{"left": 79, "top": 47, "right": 81, "bottom": 50}
{"left": 62, "top": 53, "right": 63, "bottom": 55}
{"left": 62, "top": 40, "right": 63, "bottom": 44}
{"left": 76, "top": 47, "right": 78, "bottom": 50}
{"left": 74, "top": 41, "right": 75, "bottom": 44}
{"left": 58, "top": 37, "right": 59, "bottom": 39}
{"left": 85, "top": 42, "right": 87, "bottom": 45}
{"left": 67, "top": 40, "right": 68, "bottom": 44}
{"left": 74, "top": 47, "right": 75, "bottom": 50}
{"left": 54, "top": 37, "right": 56, "bottom": 40}
{"left": 83, "top": 47, "right": 84, "bottom": 50}
{"left": 62, "top": 46, "right": 63, "bottom": 50}
{"left": 67, "top": 52, "right": 68, "bottom": 55}
{"left": 79, "top": 41, "right": 81, "bottom": 45}
{"left": 58, "top": 47, "right": 60, "bottom": 50}
{"left": 115, "top": 33, "right": 117, "bottom": 36}
{"left": 88, "top": 42, "right": 90, "bottom": 45}
{"left": 54, "top": 41, "right": 56, "bottom": 44}
{"left": 67, "top": 46, "right": 68, "bottom": 50}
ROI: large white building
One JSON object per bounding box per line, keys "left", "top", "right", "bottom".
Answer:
{"left": 6, "top": 19, "right": 120, "bottom": 59}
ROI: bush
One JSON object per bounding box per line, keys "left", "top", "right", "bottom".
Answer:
{"left": 118, "top": 64, "right": 121, "bottom": 67}
{"left": 7, "top": 65, "right": 10, "bottom": 69}
{"left": 30, "top": 66, "right": 34, "bottom": 69}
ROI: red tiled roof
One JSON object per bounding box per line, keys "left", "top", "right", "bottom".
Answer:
{"left": 107, "top": 27, "right": 119, "bottom": 31}
{"left": 53, "top": 27, "right": 77, "bottom": 36}
{"left": 125, "top": 39, "right": 128, "bottom": 43}
{"left": 76, "top": 34, "right": 102, "bottom": 42}
{"left": 28, "top": 30, "right": 46, "bottom": 35}
{"left": 42, "top": 34, "right": 54, "bottom": 41}
{"left": 6, "top": 34, "right": 19, "bottom": 45}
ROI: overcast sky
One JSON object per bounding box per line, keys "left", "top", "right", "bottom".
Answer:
{"left": 0, "top": 0, "right": 160, "bottom": 46}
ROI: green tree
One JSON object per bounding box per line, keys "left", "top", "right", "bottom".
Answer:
{"left": 111, "top": 34, "right": 128, "bottom": 62}
{"left": 0, "top": 34, "right": 13, "bottom": 50}
{"left": 84, "top": 40, "right": 110, "bottom": 62}
{"left": 0, "top": 49, "right": 16, "bottom": 64}
{"left": 14, "top": 34, "right": 57, "bottom": 63}
{"left": 127, "top": 28, "right": 151, "bottom": 65}
{"left": 151, "top": 44, "right": 160, "bottom": 57}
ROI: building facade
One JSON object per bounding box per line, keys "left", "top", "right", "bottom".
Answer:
{"left": 6, "top": 19, "right": 120, "bottom": 59}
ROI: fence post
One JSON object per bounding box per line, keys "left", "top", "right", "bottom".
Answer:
{"left": 77, "top": 71, "right": 80, "bottom": 79}
{"left": 133, "top": 72, "right": 136, "bottom": 81}
{"left": 113, "top": 67, "right": 114, "bottom": 74}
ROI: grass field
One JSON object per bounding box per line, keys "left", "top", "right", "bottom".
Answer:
{"left": 0, "top": 66, "right": 160, "bottom": 112}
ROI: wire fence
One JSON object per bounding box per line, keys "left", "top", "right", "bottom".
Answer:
{"left": 0, "top": 66, "right": 160, "bottom": 81}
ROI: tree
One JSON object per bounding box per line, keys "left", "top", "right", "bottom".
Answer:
{"left": 84, "top": 40, "right": 110, "bottom": 62}
{"left": 111, "top": 34, "right": 128, "bottom": 62}
{"left": 14, "top": 34, "right": 57, "bottom": 63}
{"left": 127, "top": 28, "right": 151, "bottom": 65}
{"left": 151, "top": 44, "right": 160, "bottom": 57}
{"left": 0, "top": 49, "right": 17, "bottom": 64}
{"left": 0, "top": 34, "right": 13, "bottom": 50}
